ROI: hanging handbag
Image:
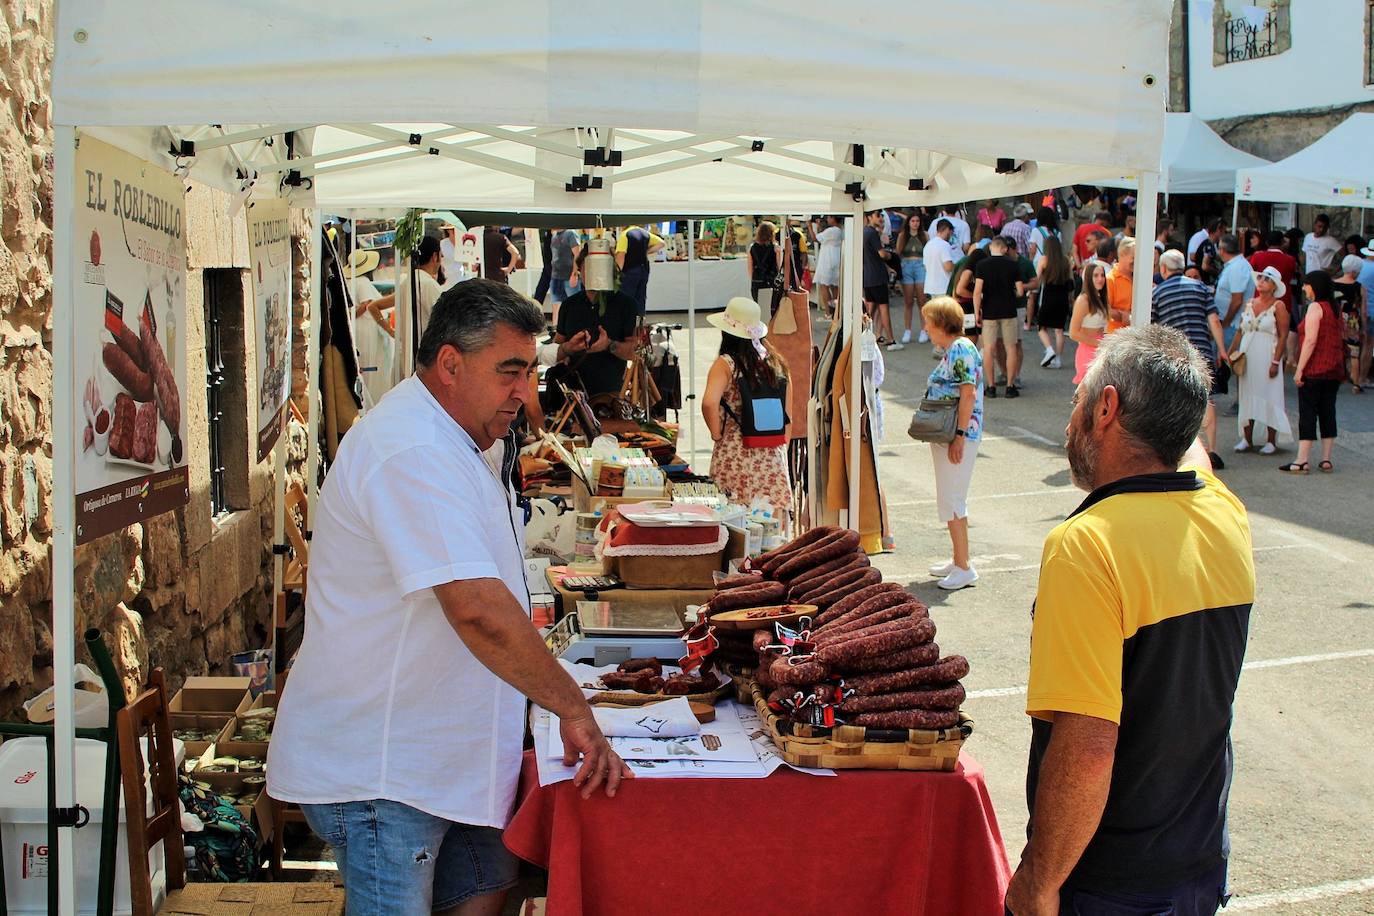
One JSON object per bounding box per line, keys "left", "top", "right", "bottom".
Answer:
{"left": 906, "top": 393, "right": 959, "bottom": 444}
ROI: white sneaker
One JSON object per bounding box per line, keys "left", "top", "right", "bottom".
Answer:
{"left": 885, "top": 342, "right": 906, "bottom": 351}
{"left": 901, "top": 329, "right": 913, "bottom": 344}
{"left": 937, "top": 566, "right": 979, "bottom": 590}
{"left": 1234, "top": 439, "right": 1250, "bottom": 453}
{"left": 1049, "top": 356, "right": 1063, "bottom": 369}
{"left": 1259, "top": 442, "right": 1277, "bottom": 455}
{"left": 918, "top": 330, "right": 930, "bottom": 344}
{"left": 929, "top": 560, "right": 957, "bottom": 577}
{"left": 1040, "top": 349, "right": 1055, "bottom": 368}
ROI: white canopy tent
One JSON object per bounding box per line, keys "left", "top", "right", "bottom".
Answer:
{"left": 1235, "top": 113, "right": 1374, "bottom": 210}
{"left": 1103, "top": 112, "right": 1269, "bottom": 196}
{"left": 48, "top": 3, "right": 1171, "bottom": 910}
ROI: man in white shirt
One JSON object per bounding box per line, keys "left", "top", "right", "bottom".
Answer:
{"left": 268, "top": 279, "right": 627, "bottom": 914}
{"left": 1213, "top": 235, "right": 1255, "bottom": 356}
{"left": 1302, "top": 213, "right": 1343, "bottom": 274}
{"left": 937, "top": 207, "right": 971, "bottom": 254}
{"left": 923, "top": 219, "right": 959, "bottom": 302}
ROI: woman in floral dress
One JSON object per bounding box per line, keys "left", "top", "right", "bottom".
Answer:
{"left": 702, "top": 297, "right": 793, "bottom": 521}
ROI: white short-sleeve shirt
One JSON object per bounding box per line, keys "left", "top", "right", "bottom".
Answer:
{"left": 1302, "top": 233, "right": 1342, "bottom": 271}
{"left": 267, "top": 376, "right": 531, "bottom": 827}
{"left": 923, "top": 236, "right": 958, "bottom": 296}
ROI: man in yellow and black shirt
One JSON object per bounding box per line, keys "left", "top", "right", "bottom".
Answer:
{"left": 1006, "top": 326, "right": 1255, "bottom": 916}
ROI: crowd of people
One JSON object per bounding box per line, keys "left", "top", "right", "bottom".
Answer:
{"left": 838, "top": 193, "right": 1370, "bottom": 592}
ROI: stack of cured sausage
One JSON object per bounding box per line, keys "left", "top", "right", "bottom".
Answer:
{"left": 701, "top": 526, "right": 969, "bottom": 731}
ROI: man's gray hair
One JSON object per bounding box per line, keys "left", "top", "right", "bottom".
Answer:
{"left": 416, "top": 278, "right": 545, "bottom": 366}
{"left": 1159, "top": 249, "right": 1186, "bottom": 273}
{"left": 1218, "top": 233, "right": 1241, "bottom": 255}
{"left": 1080, "top": 325, "right": 1210, "bottom": 466}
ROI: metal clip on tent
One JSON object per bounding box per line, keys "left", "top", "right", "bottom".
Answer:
{"left": 0, "top": 628, "right": 128, "bottom": 916}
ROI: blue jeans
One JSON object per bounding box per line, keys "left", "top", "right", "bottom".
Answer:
{"left": 301, "top": 800, "right": 517, "bottom": 915}
{"left": 901, "top": 258, "right": 926, "bottom": 286}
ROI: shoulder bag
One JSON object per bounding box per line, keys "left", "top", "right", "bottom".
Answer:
{"left": 906, "top": 391, "right": 958, "bottom": 444}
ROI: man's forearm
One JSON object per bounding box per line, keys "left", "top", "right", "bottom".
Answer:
{"left": 1020, "top": 713, "right": 1117, "bottom": 895}
{"left": 438, "top": 580, "right": 591, "bottom": 720}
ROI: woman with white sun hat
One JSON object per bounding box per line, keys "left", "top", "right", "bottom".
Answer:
{"left": 702, "top": 297, "right": 793, "bottom": 521}
{"left": 1229, "top": 265, "right": 1292, "bottom": 454}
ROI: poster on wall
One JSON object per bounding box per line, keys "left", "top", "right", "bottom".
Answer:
{"left": 248, "top": 198, "right": 291, "bottom": 461}
{"left": 74, "top": 135, "right": 188, "bottom": 545}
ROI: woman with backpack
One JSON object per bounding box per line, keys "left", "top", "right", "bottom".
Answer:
{"left": 702, "top": 297, "right": 793, "bottom": 520}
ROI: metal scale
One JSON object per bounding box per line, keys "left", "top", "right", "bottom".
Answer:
{"left": 544, "top": 600, "right": 689, "bottom": 666}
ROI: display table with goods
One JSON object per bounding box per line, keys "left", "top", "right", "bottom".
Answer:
{"left": 507, "top": 526, "right": 1011, "bottom": 915}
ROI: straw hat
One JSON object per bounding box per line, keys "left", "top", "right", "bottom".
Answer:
{"left": 708, "top": 297, "right": 769, "bottom": 355}
{"left": 1253, "top": 265, "right": 1286, "bottom": 300}
{"left": 345, "top": 248, "right": 380, "bottom": 279}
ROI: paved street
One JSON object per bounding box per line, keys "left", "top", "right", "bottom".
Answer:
{"left": 670, "top": 305, "right": 1374, "bottom": 914}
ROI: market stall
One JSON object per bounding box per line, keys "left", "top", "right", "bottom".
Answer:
{"left": 1235, "top": 112, "right": 1374, "bottom": 217}
{"left": 47, "top": 2, "right": 1173, "bottom": 912}
{"left": 1102, "top": 111, "right": 1270, "bottom": 197}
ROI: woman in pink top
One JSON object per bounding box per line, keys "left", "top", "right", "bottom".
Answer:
{"left": 977, "top": 200, "right": 1006, "bottom": 233}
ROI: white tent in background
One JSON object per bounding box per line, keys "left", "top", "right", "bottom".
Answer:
{"left": 1102, "top": 112, "right": 1269, "bottom": 196}
{"left": 48, "top": 3, "right": 1173, "bottom": 911}
{"left": 1235, "top": 112, "right": 1374, "bottom": 209}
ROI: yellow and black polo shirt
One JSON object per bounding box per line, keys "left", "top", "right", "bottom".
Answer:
{"left": 1025, "top": 467, "right": 1255, "bottom": 891}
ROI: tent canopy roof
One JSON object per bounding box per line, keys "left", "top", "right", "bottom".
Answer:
{"left": 56, "top": 1, "right": 1171, "bottom": 212}
{"left": 1236, "top": 113, "right": 1374, "bottom": 209}
{"left": 1102, "top": 113, "right": 1268, "bottom": 195}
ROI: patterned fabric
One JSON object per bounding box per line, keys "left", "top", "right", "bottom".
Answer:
{"left": 709, "top": 355, "right": 793, "bottom": 511}
{"left": 926, "top": 338, "right": 984, "bottom": 440}
{"left": 178, "top": 773, "right": 260, "bottom": 882}
{"left": 1151, "top": 274, "right": 1218, "bottom": 363}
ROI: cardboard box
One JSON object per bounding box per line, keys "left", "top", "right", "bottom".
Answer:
{"left": 168, "top": 676, "right": 252, "bottom": 717}
{"left": 188, "top": 769, "right": 274, "bottom": 844}
{"left": 169, "top": 713, "right": 233, "bottom": 760}
{"left": 216, "top": 689, "right": 278, "bottom": 759}
{"left": 609, "top": 525, "right": 748, "bottom": 589}
{"left": 571, "top": 475, "right": 667, "bottom": 513}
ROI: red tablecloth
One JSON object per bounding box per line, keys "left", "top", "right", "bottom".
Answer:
{"left": 503, "top": 749, "right": 1011, "bottom": 916}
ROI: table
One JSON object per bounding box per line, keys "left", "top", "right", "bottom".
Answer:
{"left": 512, "top": 258, "right": 751, "bottom": 314}
{"left": 503, "top": 749, "right": 1012, "bottom": 916}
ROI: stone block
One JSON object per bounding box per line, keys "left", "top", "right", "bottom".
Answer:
{"left": 185, "top": 183, "right": 250, "bottom": 270}
{"left": 142, "top": 513, "right": 185, "bottom": 589}
{"left": 101, "top": 602, "right": 148, "bottom": 704}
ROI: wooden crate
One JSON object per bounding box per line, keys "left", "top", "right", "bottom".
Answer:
{"left": 749, "top": 681, "right": 971, "bottom": 771}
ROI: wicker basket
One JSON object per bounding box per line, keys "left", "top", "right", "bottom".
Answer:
{"left": 749, "top": 681, "right": 971, "bottom": 771}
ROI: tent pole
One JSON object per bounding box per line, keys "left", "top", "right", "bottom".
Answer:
{"left": 686, "top": 219, "right": 697, "bottom": 470}
{"left": 1230, "top": 195, "right": 1240, "bottom": 237}
{"left": 51, "top": 123, "right": 79, "bottom": 916}
{"left": 846, "top": 200, "right": 864, "bottom": 526}
{"left": 306, "top": 209, "right": 322, "bottom": 519}
{"left": 1132, "top": 171, "right": 1160, "bottom": 328}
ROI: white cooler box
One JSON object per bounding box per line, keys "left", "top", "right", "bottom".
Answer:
{"left": 0, "top": 736, "right": 182, "bottom": 915}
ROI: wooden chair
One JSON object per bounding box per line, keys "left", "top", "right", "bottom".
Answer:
{"left": 117, "top": 668, "right": 344, "bottom": 915}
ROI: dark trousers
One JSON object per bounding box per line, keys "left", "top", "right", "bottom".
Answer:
{"left": 1007, "top": 861, "right": 1229, "bottom": 916}
{"left": 621, "top": 265, "right": 650, "bottom": 315}
{"left": 1297, "top": 377, "right": 1340, "bottom": 440}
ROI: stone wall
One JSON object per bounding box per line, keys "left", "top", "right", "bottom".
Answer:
{"left": 0, "top": 1, "right": 313, "bottom": 716}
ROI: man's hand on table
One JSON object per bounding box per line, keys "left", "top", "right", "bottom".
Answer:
{"left": 561, "top": 712, "right": 632, "bottom": 799}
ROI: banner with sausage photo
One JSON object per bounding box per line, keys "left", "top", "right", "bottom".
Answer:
{"left": 248, "top": 198, "right": 291, "bottom": 461}
{"left": 74, "top": 136, "right": 188, "bottom": 545}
